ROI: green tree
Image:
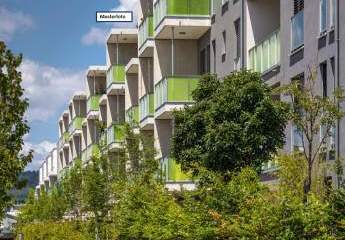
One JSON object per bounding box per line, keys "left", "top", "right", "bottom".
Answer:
{"left": 82, "top": 155, "right": 112, "bottom": 240}
{"left": 279, "top": 68, "right": 345, "bottom": 195}
{"left": 0, "top": 41, "right": 32, "bottom": 218}
{"left": 172, "top": 72, "right": 288, "bottom": 174}
{"left": 61, "top": 159, "right": 83, "bottom": 219}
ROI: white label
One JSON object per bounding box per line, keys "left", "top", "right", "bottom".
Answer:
{"left": 96, "top": 11, "right": 133, "bottom": 22}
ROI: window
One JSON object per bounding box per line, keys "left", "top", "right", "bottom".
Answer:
{"left": 320, "top": 0, "right": 327, "bottom": 33}
{"left": 212, "top": 39, "right": 216, "bottom": 72}
{"left": 320, "top": 62, "right": 327, "bottom": 97}
{"left": 330, "top": 57, "right": 335, "bottom": 75}
{"left": 200, "top": 48, "right": 206, "bottom": 74}
{"left": 234, "top": 18, "right": 241, "bottom": 59}
{"left": 291, "top": 12, "right": 304, "bottom": 50}
{"left": 222, "top": 31, "right": 226, "bottom": 62}
{"left": 206, "top": 44, "right": 210, "bottom": 73}
{"left": 330, "top": 0, "right": 336, "bottom": 28}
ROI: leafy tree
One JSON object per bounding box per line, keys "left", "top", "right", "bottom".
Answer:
{"left": 172, "top": 72, "right": 288, "bottom": 174}
{"left": 82, "top": 155, "right": 112, "bottom": 240}
{"left": 0, "top": 41, "right": 32, "bottom": 218}
{"left": 61, "top": 159, "right": 83, "bottom": 218}
{"left": 279, "top": 67, "right": 345, "bottom": 195}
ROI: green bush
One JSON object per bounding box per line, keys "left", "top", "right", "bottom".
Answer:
{"left": 17, "top": 221, "right": 91, "bottom": 240}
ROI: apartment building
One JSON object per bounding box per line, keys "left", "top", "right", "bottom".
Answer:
{"left": 36, "top": 0, "right": 345, "bottom": 192}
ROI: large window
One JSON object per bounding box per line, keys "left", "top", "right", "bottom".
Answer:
{"left": 330, "top": 0, "right": 336, "bottom": 28}
{"left": 291, "top": 0, "right": 304, "bottom": 50}
{"left": 320, "top": 0, "right": 327, "bottom": 33}
{"left": 320, "top": 62, "right": 327, "bottom": 97}
{"left": 222, "top": 31, "right": 226, "bottom": 62}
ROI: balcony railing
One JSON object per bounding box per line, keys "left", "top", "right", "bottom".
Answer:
{"left": 87, "top": 95, "right": 101, "bottom": 113}
{"left": 68, "top": 117, "right": 84, "bottom": 134}
{"left": 249, "top": 29, "right": 280, "bottom": 74}
{"left": 139, "top": 93, "right": 154, "bottom": 121}
{"left": 153, "top": 0, "right": 211, "bottom": 29}
{"left": 126, "top": 106, "right": 139, "bottom": 124}
{"left": 107, "top": 124, "right": 125, "bottom": 145}
{"left": 154, "top": 75, "right": 199, "bottom": 110}
{"left": 160, "top": 157, "right": 190, "bottom": 182}
{"left": 59, "top": 132, "right": 70, "bottom": 146}
{"left": 291, "top": 10, "right": 304, "bottom": 51}
{"left": 106, "top": 65, "right": 125, "bottom": 89}
{"left": 82, "top": 144, "right": 100, "bottom": 162}
{"left": 100, "top": 130, "right": 107, "bottom": 148}
{"left": 139, "top": 16, "right": 153, "bottom": 48}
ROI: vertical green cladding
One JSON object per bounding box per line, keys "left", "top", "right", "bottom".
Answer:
{"left": 167, "top": 76, "right": 198, "bottom": 102}
{"left": 148, "top": 94, "right": 154, "bottom": 114}
{"left": 126, "top": 106, "right": 139, "bottom": 123}
{"left": 107, "top": 124, "right": 125, "bottom": 145}
{"left": 69, "top": 117, "right": 84, "bottom": 134}
{"left": 148, "top": 16, "right": 154, "bottom": 37}
{"left": 87, "top": 95, "right": 101, "bottom": 112}
{"left": 139, "top": 16, "right": 154, "bottom": 48}
{"left": 155, "top": 76, "right": 199, "bottom": 110}
{"left": 139, "top": 93, "right": 154, "bottom": 121}
{"left": 161, "top": 157, "right": 190, "bottom": 181}
{"left": 154, "top": 0, "right": 210, "bottom": 28}
{"left": 167, "top": 0, "right": 210, "bottom": 16}
{"left": 107, "top": 65, "right": 125, "bottom": 87}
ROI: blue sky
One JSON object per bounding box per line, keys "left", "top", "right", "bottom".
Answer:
{"left": 0, "top": 0, "right": 138, "bottom": 170}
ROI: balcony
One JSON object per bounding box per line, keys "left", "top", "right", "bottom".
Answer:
{"left": 154, "top": 75, "right": 199, "bottom": 119}
{"left": 139, "top": 16, "right": 154, "bottom": 57}
{"left": 107, "top": 124, "right": 125, "bottom": 151}
{"left": 59, "top": 132, "right": 70, "bottom": 149}
{"left": 106, "top": 65, "right": 125, "bottom": 95}
{"left": 81, "top": 144, "right": 100, "bottom": 163}
{"left": 126, "top": 106, "right": 139, "bottom": 124}
{"left": 153, "top": 0, "right": 211, "bottom": 39}
{"left": 68, "top": 117, "right": 84, "bottom": 136}
{"left": 291, "top": 10, "right": 304, "bottom": 51}
{"left": 100, "top": 130, "right": 107, "bottom": 149}
{"left": 160, "top": 157, "right": 192, "bottom": 189}
{"left": 139, "top": 93, "right": 154, "bottom": 130}
{"left": 87, "top": 95, "right": 101, "bottom": 119}
{"left": 248, "top": 29, "right": 280, "bottom": 75}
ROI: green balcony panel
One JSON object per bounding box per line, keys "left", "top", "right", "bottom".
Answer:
{"left": 139, "top": 16, "right": 154, "bottom": 47}
{"left": 63, "top": 132, "right": 70, "bottom": 142}
{"left": 161, "top": 157, "right": 190, "bottom": 181}
{"left": 69, "top": 117, "right": 84, "bottom": 134}
{"left": 126, "top": 106, "right": 139, "bottom": 123}
{"left": 107, "top": 65, "right": 125, "bottom": 87}
{"left": 155, "top": 76, "right": 199, "bottom": 110}
{"left": 107, "top": 124, "right": 125, "bottom": 145}
{"left": 140, "top": 93, "right": 154, "bottom": 121}
{"left": 87, "top": 95, "right": 101, "bottom": 112}
{"left": 154, "top": 0, "right": 210, "bottom": 28}
{"left": 248, "top": 29, "right": 280, "bottom": 74}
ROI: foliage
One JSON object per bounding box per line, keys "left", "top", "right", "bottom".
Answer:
{"left": 172, "top": 72, "right": 288, "bottom": 174}
{"left": 0, "top": 41, "right": 32, "bottom": 218}
{"left": 278, "top": 67, "right": 345, "bottom": 195}
{"left": 82, "top": 155, "right": 112, "bottom": 239}
{"left": 17, "top": 221, "right": 91, "bottom": 240}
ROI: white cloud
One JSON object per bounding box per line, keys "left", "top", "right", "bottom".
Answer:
{"left": 81, "top": 27, "right": 108, "bottom": 46}
{"left": 81, "top": 0, "right": 139, "bottom": 46}
{"left": 23, "top": 140, "right": 56, "bottom": 170}
{"left": 112, "top": 0, "right": 139, "bottom": 27}
{"left": 20, "top": 59, "right": 85, "bottom": 122}
{"left": 0, "top": 6, "right": 34, "bottom": 41}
